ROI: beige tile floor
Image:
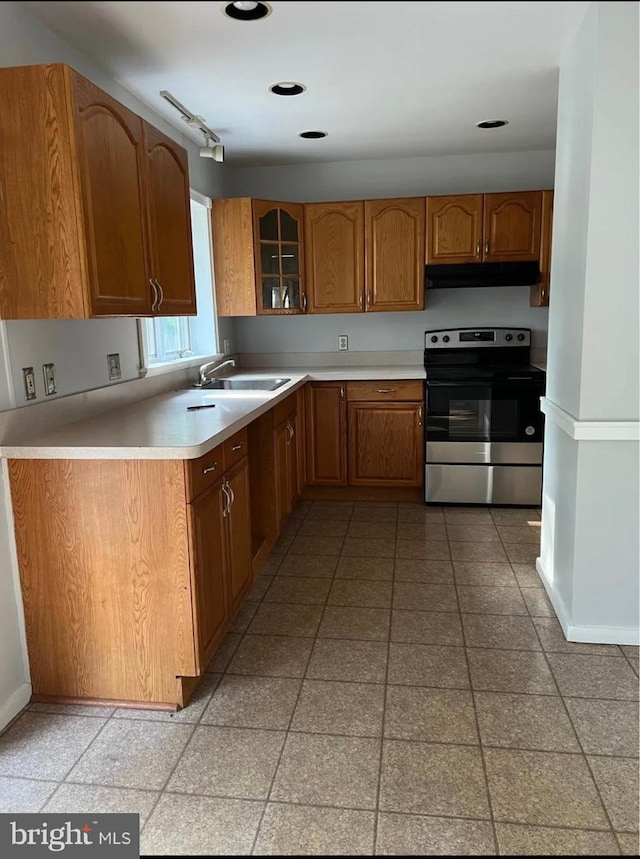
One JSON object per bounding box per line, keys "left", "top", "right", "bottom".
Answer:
{"left": 1, "top": 500, "right": 638, "bottom": 856}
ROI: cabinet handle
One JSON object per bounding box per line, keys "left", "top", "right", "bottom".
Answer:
{"left": 302, "top": 293, "right": 307, "bottom": 313}
{"left": 286, "top": 422, "right": 294, "bottom": 443}
{"left": 366, "top": 291, "right": 372, "bottom": 309}
{"left": 375, "top": 388, "right": 396, "bottom": 394}
{"left": 202, "top": 461, "right": 218, "bottom": 475}
{"left": 418, "top": 406, "right": 424, "bottom": 427}
{"left": 358, "top": 292, "right": 363, "bottom": 309}
{"left": 340, "top": 385, "right": 345, "bottom": 403}
{"left": 150, "top": 279, "right": 159, "bottom": 312}
{"left": 476, "top": 239, "right": 481, "bottom": 259}
{"left": 221, "top": 482, "right": 231, "bottom": 517}
{"left": 231, "top": 443, "right": 244, "bottom": 451}
{"left": 484, "top": 239, "right": 489, "bottom": 257}
{"left": 227, "top": 479, "right": 235, "bottom": 511}
{"left": 155, "top": 279, "right": 164, "bottom": 309}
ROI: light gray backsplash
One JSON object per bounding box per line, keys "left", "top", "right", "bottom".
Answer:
{"left": 236, "top": 286, "right": 549, "bottom": 355}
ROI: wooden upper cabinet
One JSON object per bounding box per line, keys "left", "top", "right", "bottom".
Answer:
{"left": 304, "top": 202, "right": 364, "bottom": 313}
{"left": 0, "top": 64, "right": 196, "bottom": 319}
{"left": 530, "top": 190, "right": 554, "bottom": 307}
{"left": 483, "top": 191, "right": 542, "bottom": 262}
{"left": 212, "top": 198, "right": 306, "bottom": 316}
{"left": 71, "top": 72, "right": 153, "bottom": 316}
{"left": 426, "top": 195, "right": 483, "bottom": 264}
{"left": 305, "top": 382, "right": 347, "bottom": 486}
{"left": 144, "top": 123, "right": 197, "bottom": 316}
{"left": 365, "top": 198, "right": 425, "bottom": 312}
{"left": 254, "top": 200, "right": 305, "bottom": 315}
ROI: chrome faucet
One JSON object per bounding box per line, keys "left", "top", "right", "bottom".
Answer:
{"left": 197, "top": 358, "right": 236, "bottom": 387}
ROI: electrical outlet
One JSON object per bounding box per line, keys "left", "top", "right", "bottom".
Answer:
{"left": 223, "top": 339, "right": 231, "bottom": 355}
{"left": 107, "top": 353, "right": 122, "bottom": 380}
{"left": 338, "top": 335, "right": 349, "bottom": 351}
{"left": 22, "top": 367, "right": 36, "bottom": 400}
{"left": 42, "top": 363, "right": 56, "bottom": 396}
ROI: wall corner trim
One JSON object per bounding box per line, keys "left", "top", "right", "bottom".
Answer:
{"left": 540, "top": 397, "right": 640, "bottom": 441}
{"left": 536, "top": 558, "right": 640, "bottom": 646}
{"left": 0, "top": 683, "right": 31, "bottom": 733}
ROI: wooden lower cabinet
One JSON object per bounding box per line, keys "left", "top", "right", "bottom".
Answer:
{"left": 225, "top": 458, "right": 253, "bottom": 611}
{"left": 188, "top": 476, "right": 230, "bottom": 670}
{"left": 274, "top": 407, "right": 299, "bottom": 531}
{"left": 8, "top": 449, "right": 253, "bottom": 709}
{"left": 348, "top": 402, "right": 424, "bottom": 487}
{"left": 305, "top": 382, "right": 347, "bottom": 485}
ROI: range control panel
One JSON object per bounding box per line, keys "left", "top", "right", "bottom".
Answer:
{"left": 424, "top": 328, "right": 531, "bottom": 348}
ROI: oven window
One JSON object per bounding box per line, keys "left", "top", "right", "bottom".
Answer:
{"left": 427, "top": 388, "right": 528, "bottom": 442}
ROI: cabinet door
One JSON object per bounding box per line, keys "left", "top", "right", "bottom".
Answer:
{"left": 530, "top": 190, "right": 553, "bottom": 307}
{"left": 69, "top": 71, "right": 153, "bottom": 316}
{"left": 225, "top": 458, "right": 253, "bottom": 611}
{"left": 483, "top": 191, "right": 542, "bottom": 262}
{"left": 287, "top": 411, "right": 299, "bottom": 507}
{"left": 188, "top": 478, "right": 229, "bottom": 669}
{"left": 426, "top": 195, "right": 483, "bottom": 264}
{"left": 365, "top": 198, "right": 425, "bottom": 312}
{"left": 304, "top": 202, "right": 364, "bottom": 313}
{"left": 274, "top": 419, "right": 293, "bottom": 530}
{"left": 305, "top": 383, "right": 347, "bottom": 486}
{"left": 144, "top": 123, "right": 197, "bottom": 316}
{"left": 348, "top": 402, "right": 423, "bottom": 487}
{"left": 254, "top": 200, "right": 306, "bottom": 314}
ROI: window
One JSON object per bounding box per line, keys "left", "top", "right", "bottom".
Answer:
{"left": 140, "top": 193, "right": 219, "bottom": 368}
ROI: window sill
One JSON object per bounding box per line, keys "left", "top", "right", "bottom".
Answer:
{"left": 140, "top": 353, "right": 224, "bottom": 379}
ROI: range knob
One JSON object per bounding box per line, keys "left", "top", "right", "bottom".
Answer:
{"left": 442, "top": 335, "right": 450, "bottom": 343}
{"left": 505, "top": 333, "right": 513, "bottom": 342}
{"left": 431, "top": 335, "right": 438, "bottom": 343}
{"left": 517, "top": 333, "right": 526, "bottom": 342}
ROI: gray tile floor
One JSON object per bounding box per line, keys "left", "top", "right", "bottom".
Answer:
{"left": 1, "top": 501, "right": 638, "bottom": 856}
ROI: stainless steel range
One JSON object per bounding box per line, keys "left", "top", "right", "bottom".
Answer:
{"left": 424, "top": 327, "right": 545, "bottom": 505}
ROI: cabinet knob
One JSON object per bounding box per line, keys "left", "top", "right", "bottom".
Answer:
{"left": 202, "top": 462, "right": 218, "bottom": 474}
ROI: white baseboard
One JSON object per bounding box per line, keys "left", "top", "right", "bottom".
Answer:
{"left": 0, "top": 683, "right": 31, "bottom": 732}
{"left": 536, "top": 557, "right": 640, "bottom": 646}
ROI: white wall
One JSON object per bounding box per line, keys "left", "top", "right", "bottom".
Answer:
{"left": 540, "top": 1, "right": 639, "bottom": 644}
{"left": 226, "top": 149, "right": 556, "bottom": 201}
{"left": 238, "top": 286, "right": 548, "bottom": 355}
{"left": 229, "top": 149, "right": 553, "bottom": 355}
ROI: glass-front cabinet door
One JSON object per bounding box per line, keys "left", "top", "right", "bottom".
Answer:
{"left": 253, "top": 200, "right": 306, "bottom": 314}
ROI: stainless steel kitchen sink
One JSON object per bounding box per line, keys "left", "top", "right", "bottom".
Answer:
{"left": 197, "top": 377, "right": 290, "bottom": 391}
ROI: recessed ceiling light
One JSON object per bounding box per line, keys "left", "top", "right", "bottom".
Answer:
{"left": 223, "top": 1, "right": 271, "bottom": 21}
{"left": 476, "top": 119, "right": 509, "bottom": 129}
{"left": 270, "top": 82, "right": 306, "bottom": 96}
{"left": 298, "top": 130, "right": 328, "bottom": 139}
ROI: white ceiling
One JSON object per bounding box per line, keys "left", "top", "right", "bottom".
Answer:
{"left": 23, "top": 0, "right": 589, "bottom": 166}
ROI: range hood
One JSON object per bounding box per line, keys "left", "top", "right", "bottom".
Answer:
{"left": 426, "top": 261, "right": 540, "bottom": 289}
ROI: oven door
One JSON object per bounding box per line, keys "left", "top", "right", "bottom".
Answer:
{"left": 426, "top": 380, "right": 544, "bottom": 452}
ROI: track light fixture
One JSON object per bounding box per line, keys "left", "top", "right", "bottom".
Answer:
{"left": 159, "top": 90, "right": 223, "bottom": 161}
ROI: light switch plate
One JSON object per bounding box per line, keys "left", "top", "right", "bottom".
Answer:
{"left": 338, "top": 335, "right": 349, "bottom": 351}
{"left": 107, "top": 353, "right": 122, "bottom": 380}
{"left": 43, "top": 363, "right": 56, "bottom": 396}
{"left": 22, "top": 367, "right": 36, "bottom": 400}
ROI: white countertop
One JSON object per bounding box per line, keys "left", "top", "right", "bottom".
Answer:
{"left": 1, "top": 366, "right": 425, "bottom": 460}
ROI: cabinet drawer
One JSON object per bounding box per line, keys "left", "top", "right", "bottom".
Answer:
{"left": 186, "top": 445, "right": 224, "bottom": 502}
{"left": 346, "top": 381, "right": 423, "bottom": 402}
{"left": 223, "top": 428, "right": 249, "bottom": 471}
{"left": 272, "top": 393, "right": 297, "bottom": 427}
